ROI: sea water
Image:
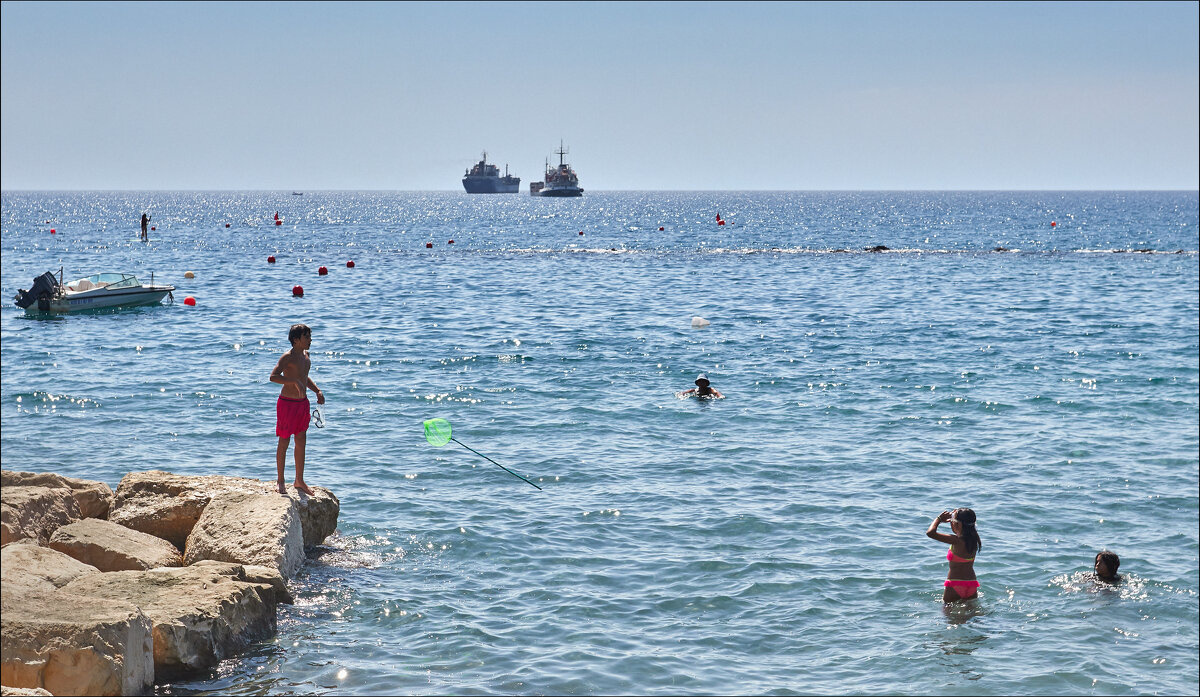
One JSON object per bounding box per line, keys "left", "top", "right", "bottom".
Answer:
{"left": 1, "top": 191, "right": 1197, "bottom": 695}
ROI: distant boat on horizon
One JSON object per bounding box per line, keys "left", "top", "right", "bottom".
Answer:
{"left": 462, "top": 152, "right": 520, "bottom": 194}
{"left": 531, "top": 141, "right": 583, "bottom": 197}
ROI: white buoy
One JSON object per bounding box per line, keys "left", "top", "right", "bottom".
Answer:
{"left": 691, "top": 316, "right": 710, "bottom": 328}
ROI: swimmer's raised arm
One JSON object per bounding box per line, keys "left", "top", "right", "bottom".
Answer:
{"left": 925, "top": 510, "right": 958, "bottom": 544}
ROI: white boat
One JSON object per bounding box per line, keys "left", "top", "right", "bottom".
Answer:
{"left": 13, "top": 269, "right": 175, "bottom": 313}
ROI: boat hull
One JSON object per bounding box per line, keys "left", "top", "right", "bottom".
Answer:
{"left": 463, "top": 177, "right": 521, "bottom": 194}
{"left": 538, "top": 187, "right": 584, "bottom": 197}
{"left": 28, "top": 288, "right": 173, "bottom": 313}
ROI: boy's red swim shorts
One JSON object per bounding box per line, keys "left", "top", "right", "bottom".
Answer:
{"left": 276, "top": 395, "right": 310, "bottom": 437}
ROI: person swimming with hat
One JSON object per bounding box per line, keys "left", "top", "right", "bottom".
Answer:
{"left": 681, "top": 373, "right": 723, "bottom": 399}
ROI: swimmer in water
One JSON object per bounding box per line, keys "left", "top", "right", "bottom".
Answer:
{"left": 926, "top": 507, "right": 982, "bottom": 602}
{"left": 680, "top": 373, "right": 723, "bottom": 398}
{"left": 1094, "top": 550, "right": 1121, "bottom": 584}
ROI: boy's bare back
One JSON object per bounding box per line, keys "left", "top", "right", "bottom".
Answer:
{"left": 272, "top": 348, "right": 311, "bottom": 399}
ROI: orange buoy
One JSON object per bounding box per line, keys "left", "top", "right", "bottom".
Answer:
{"left": 292, "top": 285, "right": 304, "bottom": 297}
{"left": 275, "top": 220, "right": 282, "bottom": 226}
{"left": 184, "top": 271, "right": 195, "bottom": 279}
{"left": 267, "top": 255, "right": 276, "bottom": 263}
{"left": 346, "top": 260, "right": 355, "bottom": 268}
{"left": 425, "top": 242, "right": 433, "bottom": 248}
{"left": 318, "top": 266, "right": 328, "bottom": 275}
{"left": 183, "top": 296, "right": 196, "bottom": 306}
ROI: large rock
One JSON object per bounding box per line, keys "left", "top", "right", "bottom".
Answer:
{"left": 1, "top": 543, "right": 100, "bottom": 593}
{"left": 59, "top": 565, "right": 277, "bottom": 680}
{"left": 1, "top": 471, "right": 114, "bottom": 519}
{"left": 189, "top": 560, "right": 293, "bottom": 604}
{"left": 110, "top": 470, "right": 339, "bottom": 551}
{"left": 49, "top": 518, "right": 184, "bottom": 572}
{"left": 2, "top": 687, "right": 53, "bottom": 695}
{"left": 184, "top": 491, "right": 304, "bottom": 577}
{"left": 1, "top": 587, "right": 153, "bottom": 696}
{"left": 1, "top": 487, "right": 81, "bottom": 546}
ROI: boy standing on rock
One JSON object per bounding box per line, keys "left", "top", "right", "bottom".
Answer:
{"left": 270, "top": 324, "right": 324, "bottom": 495}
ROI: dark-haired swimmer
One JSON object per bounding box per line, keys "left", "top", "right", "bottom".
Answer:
{"left": 680, "top": 373, "right": 723, "bottom": 399}
{"left": 1094, "top": 550, "right": 1121, "bottom": 584}
{"left": 926, "top": 508, "right": 982, "bottom": 602}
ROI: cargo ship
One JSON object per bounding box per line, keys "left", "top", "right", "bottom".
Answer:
{"left": 462, "top": 152, "right": 520, "bottom": 194}
{"left": 530, "top": 142, "right": 583, "bottom": 197}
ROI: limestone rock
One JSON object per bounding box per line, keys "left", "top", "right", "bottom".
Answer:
{"left": 1, "top": 471, "right": 114, "bottom": 519}
{"left": 2, "top": 687, "right": 53, "bottom": 695}
{"left": 1, "top": 543, "right": 100, "bottom": 593}
{"left": 1, "top": 486, "right": 81, "bottom": 546}
{"left": 1, "top": 587, "right": 153, "bottom": 696}
{"left": 110, "top": 470, "right": 339, "bottom": 551}
{"left": 189, "top": 560, "right": 293, "bottom": 604}
{"left": 184, "top": 491, "right": 304, "bottom": 577}
{"left": 49, "top": 518, "right": 184, "bottom": 572}
{"left": 60, "top": 565, "right": 276, "bottom": 679}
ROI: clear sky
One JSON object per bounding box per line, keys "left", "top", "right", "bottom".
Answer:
{"left": 2, "top": 1, "right": 1197, "bottom": 190}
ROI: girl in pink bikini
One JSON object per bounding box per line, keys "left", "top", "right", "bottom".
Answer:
{"left": 925, "top": 508, "right": 982, "bottom": 602}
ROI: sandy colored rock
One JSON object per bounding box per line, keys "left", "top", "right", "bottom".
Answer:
{"left": 60, "top": 565, "right": 277, "bottom": 679}
{"left": 1, "top": 686, "right": 53, "bottom": 695}
{"left": 110, "top": 470, "right": 339, "bottom": 551}
{"left": 49, "top": 518, "right": 184, "bottom": 572}
{"left": 1, "top": 543, "right": 100, "bottom": 593}
{"left": 184, "top": 491, "right": 304, "bottom": 577}
{"left": 1, "top": 586, "right": 153, "bottom": 696}
{"left": 1, "top": 471, "right": 114, "bottom": 519}
{"left": 190, "top": 559, "right": 293, "bottom": 604}
{"left": 1, "top": 486, "right": 81, "bottom": 546}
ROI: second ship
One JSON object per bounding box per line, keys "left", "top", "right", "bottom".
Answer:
{"left": 462, "top": 152, "right": 520, "bottom": 194}
{"left": 530, "top": 142, "right": 583, "bottom": 197}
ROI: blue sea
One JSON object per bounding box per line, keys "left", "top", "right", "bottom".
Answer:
{"left": 1, "top": 191, "right": 1197, "bottom": 695}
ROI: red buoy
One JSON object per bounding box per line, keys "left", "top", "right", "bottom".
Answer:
{"left": 718, "top": 220, "right": 726, "bottom": 226}
{"left": 448, "top": 239, "right": 454, "bottom": 244}
{"left": 318, "top": 266, "right": 328, "bottom": 275}
{"left": 346, "top": 260, "right": 355, "bottom": 268}
{"left": 425, "top": 242, "right": 433, "bottom": 248}
{"left": 50, "top": 229, "right": 56, "bottom": 234}
{"left": 151, "top": 227, "right": 156, "bottom": 231}
{"left": 1051, "top": 221, "right": 1057, "bottom": 227}
{"left": 275, "top": 220, "right": 282, "bottom": 226}
{"left": 183, "top": 296, "right": 196, "bottom": 306}
{"left": 267, "top": 255, "right": 276, "bottom": 263}
{"left": 225, "top": 223, "right": 231, "bottom": 228}
{"left": 659, "top": 227, "right": 664, "bottom": 231}
{"left": 579, "top": 231, "right": 584, "bottom": 235}
{"left": 292, "top": 285, "right": 304, "bottom": 297}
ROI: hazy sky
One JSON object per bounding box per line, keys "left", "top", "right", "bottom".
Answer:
{"left": 2, "top": 1, "right": 1197, "bottom": 190}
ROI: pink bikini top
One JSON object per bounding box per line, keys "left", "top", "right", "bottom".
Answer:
{"left": 947, "top": 548, "right": 975, "bottom": 563}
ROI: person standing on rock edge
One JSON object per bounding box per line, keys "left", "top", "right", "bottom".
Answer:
{"left": 270, "top": 323, "right": 324, "bottom": 495}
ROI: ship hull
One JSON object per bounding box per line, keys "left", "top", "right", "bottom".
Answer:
{"left": 538, "top": 187, "right": 583, "bottom": 197}
{"left": 463, "top": 177, "right": 520, "bottom": 194}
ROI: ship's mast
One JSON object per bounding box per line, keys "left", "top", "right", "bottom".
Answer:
{"left": 555, "top": 140, "right": 568, "bottom": 167}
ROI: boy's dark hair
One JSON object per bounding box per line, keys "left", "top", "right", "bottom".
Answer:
{"left": 288, "top": 324, "right": 311, "bottom": 345}
{"left": 1096, "top": 550, "right": 1120, "bottom": 573}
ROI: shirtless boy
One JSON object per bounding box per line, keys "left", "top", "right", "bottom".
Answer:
{"left": 270, "top": 324, "right": 324, "bottom": 494}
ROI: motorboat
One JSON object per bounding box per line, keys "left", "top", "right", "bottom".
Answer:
{"left": 13, "top": 269, "right": 175, "bottom": 313}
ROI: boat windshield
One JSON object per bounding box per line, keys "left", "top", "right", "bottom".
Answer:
{"left": 67, "top": 273, "right": 141, "bottom": 291}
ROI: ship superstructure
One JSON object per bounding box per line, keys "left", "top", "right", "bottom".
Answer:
{"left": 531, "top": 142, "right": 583, "bottom": 197}
{"left": 462, "top": 151, "right": 520, "bottom": 194}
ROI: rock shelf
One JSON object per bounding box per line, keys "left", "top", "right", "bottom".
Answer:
{"left": 0, "top": 469, "right": 339, "bottom": 696}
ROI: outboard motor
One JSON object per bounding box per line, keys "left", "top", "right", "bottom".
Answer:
{"left": 13, "top": 272, "right": 61, "bottom": 309}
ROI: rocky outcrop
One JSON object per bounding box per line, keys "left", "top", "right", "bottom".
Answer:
{"left": 49, "top": 518, "right": 184, "bottom": 572}
{"left": 184, "top": 491, "right": 304, "bottom": 577}
{"left": 1, "top": 543, "right": 100, "bottom": 593}
{"left": 1, "top": 587, "right": 153, "bottom": 696}
{"left": 2, "top": 687, "right": 53, "bottom": 695}
{"left": 110, "top": 470, "right": 339, "bottom": 552}
{"left": 1, "top": 470, "right": 114, "bottom": 519}
{"left": 189, "top": 560, "right": 293, "bottom": 604}
{"left": 1, "top": 486, "right": 81, "bottom": 546}
{"left": 60, "top": 565, "right": 277, "bottom": 680}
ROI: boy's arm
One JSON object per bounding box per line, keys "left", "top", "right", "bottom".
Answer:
{"left": 305, "top": 376, "right": 324, "bottom": 404}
